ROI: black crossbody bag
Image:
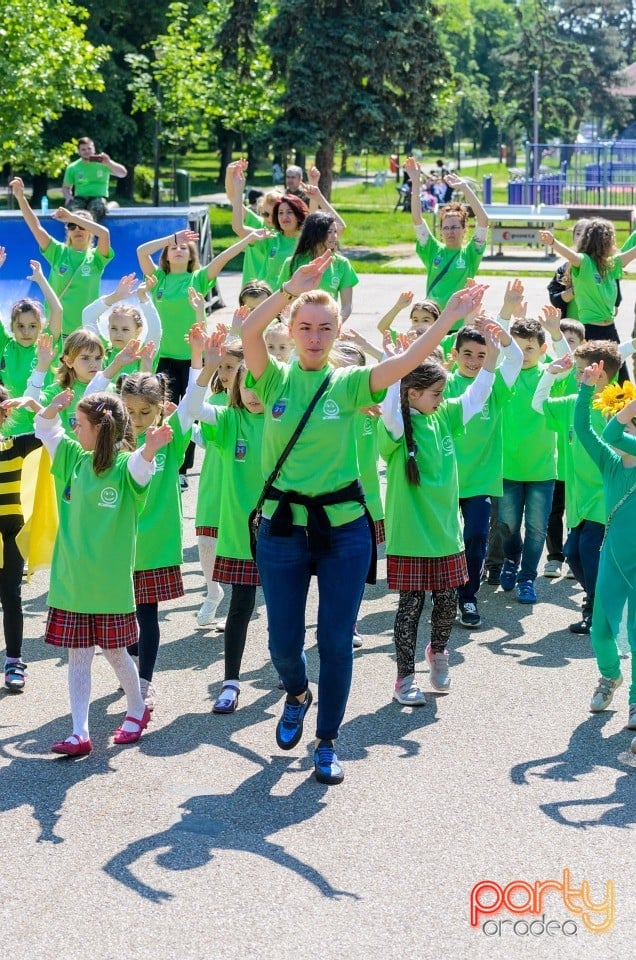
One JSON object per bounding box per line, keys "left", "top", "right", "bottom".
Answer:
{"left": 248, "top": 372, "right": 333, "bottom": 559}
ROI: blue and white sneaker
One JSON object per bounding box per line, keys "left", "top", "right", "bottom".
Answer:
{"left": 4, "top": 660, "right": 26, "bottom": 693}
{"left": 499, "top": 559, "right": 519, "bottom": 591}
{"left": 517, "top": 580, "right": 537, "bottom": 604}
{"left": 276, "top": 688, "right": 313, "bottom": 750}
{"left": 314, "top": 739, "right": 344, "bottom": 785}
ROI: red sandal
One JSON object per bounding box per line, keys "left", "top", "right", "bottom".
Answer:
{"left": 113, "top": 707, "right": 151, "bottom": 745}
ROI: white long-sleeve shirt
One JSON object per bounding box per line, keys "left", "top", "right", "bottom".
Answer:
{"left": 81, "top": 296, "right": 162, "bottom": 348}
{"left": 381, "top": 366, "right": 495, "bottom": 440}
{"left": 84, "top": 367, "right": 198, "bottom": 435}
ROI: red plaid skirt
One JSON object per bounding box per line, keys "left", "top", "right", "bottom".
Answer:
{"left": 196, "top": 526, "right": 218, "bottom": 538}
{"left": 134, "top": 566, "right": 184, "bottom": 605}
{"left": 45, "top": 607, "right": 138, "bottom": 649}
{"left": 375, "top": 518, "right": 386, "bottom": 545}
{"left": 387, "top": 552, "right": 468, "bottom": 592}
{"left": 213, "top": 554, "right": 260, "bottom": 586}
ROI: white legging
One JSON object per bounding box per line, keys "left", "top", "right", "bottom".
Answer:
{"left": 67, "top": 647, "right": 145, "bottom": 739}
{"left": 198, "top": 534, "right": 224, "bottom": 602}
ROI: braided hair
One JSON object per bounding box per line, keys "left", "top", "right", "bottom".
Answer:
{"left": 118, "top": 372, "right": 169, "bottom": 426}
{"left": 400, "top": 361, "right": 448, "bottom": 486}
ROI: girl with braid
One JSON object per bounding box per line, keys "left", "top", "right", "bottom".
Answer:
{"left": 379, "top": 325, "right": 503, "bottom": 705}
{"left": 86, "top": 342, "right": 198, "bottom": 713}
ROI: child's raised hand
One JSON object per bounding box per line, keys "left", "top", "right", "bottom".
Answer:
{"left": 139, "top": 341, "right": 157, "bottom": 372}
{"left": 547, "top": 354, "right": 573, "bottom": 376}
{"left": 26, "top": 260, "right": 44, "bottom": 283}
{"left": 396, "top": 291, "right": 414, "bottom": 311}
{"left": 112, "top": 273, "right": 138, "bottom": 301}
{"left": 538, "top": 304, "right": 562, "bottom": 339}
{"left": 204, "top": 330, "right": 227, "bottom": 368}
{"left": 137, "top": 274, "right": 157, "bottom": 302}
{"left": 308, "top": 165, "right": 321, "bottom": 186}
{"left": 36, "top": 333, "right": 56, "bottom": 369}
{"left": 617, "top": 398, "right": 636, "bottom": 424}
{"left": 231, "top": 305, "right": 250, "bottom": 336}
{"left": 539, "top": 230, "right": 554, "bottom": 246}
{"left": 482, "top": 317, "right": 511, "bottom": 347}
{"left": 443, "top": 172, "right": 463, "bottom": 189}
{"left": 501, "top": 278, "right": 524, "bottom": 315}
{"left": 44, "top": 389, "right": 74, "bottom": 415}
{"left": 403, "top": 157, "right": 421, "bottom": 180}
{"left": 9, "top": 178, "right": 24, "bottom": 199}
{"left": 232, "top": 164, "right": 247, "bottom": 191}
{"left": 483, "top": 324, "right": 503, "bottom": 367}
{"left": 286, "top": 250, "right": 333, "bottom": 296}
{"left": 188, "top": 321, "right": 207, "bottom": 355}
{"left": 188, "top": 286, "right": 207, "bottom": 319}
{"left": 581, "top": 361, "right": 603, "bottom": 387}
{"left": 1, "top": 396, "right": 41, "bottom": 413}
{"left": 163, "top": 400, "right": 178, "bottom": 417}
{"left": 144, "top": 422, "right": 173, "bottom": 457}
{"left": 114, "top": 338, "right": 142, "bottom": 368}
{"left": 382, "top": 330, "right": 396, "bottom": 357}
{"left": 0, "top": 247, "right": 6, "bottom": 270}
{"left": 444, "top": 283, "right": 488, "bottom": 323}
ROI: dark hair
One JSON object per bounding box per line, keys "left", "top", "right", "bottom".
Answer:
{"left": 10, "top": 298, "right": 44, "bottom": 328}
{"left": 455, "top": 325, "right": 486, "bottom": 351}
{"left": 291, "top": 212, "right": 335, "bottom": 273}
{"left": 578, "top": 218, "right": 615, "bottom": 277}
{"left": 76, "top": 393, "right": 135, "bottom": 475}
{"left": 510, "top": 318, "right": 545, "bottom": 347}
{"left": 400, "top": 361, "right": 448, "bottom": 486}
{"left": 410, "top": 300, "right": 440, "bottom": 322}
{"left": 247, "top": 189, "right": 263, "bottom": 205}
{"left": 560, "top": 319, "right": 585, "bottom": 343}
{"left": 239, "top": 280, "right": 273, "bottom": 305}
{"left": 158, "top": 241, "right": 200, "bottom": 274}
{"left": 118, "top": 372, "right": 168, "bottom": 427}
{"left": 211, "top": 339, "right": 244, "bottom": 394}
{"left": 77, "top": 137, "right": 94, "bottom": 148}
{"left": 271, "top": 194, "right": 309, "bottom": 234}
{"left": 574, "top": 340, "right": 621, "bottom": 382}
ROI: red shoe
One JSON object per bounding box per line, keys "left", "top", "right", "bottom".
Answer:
{"left": 113, "top": 707, "right": 151, "bottom": 745}
{"left": 51, "top": 734, "right": 92, "bottom": 757}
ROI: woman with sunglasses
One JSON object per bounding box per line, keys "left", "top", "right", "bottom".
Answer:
{"left": 10, "top": 178, "right": 113, "bottom": 338}
{"left": 229, "top": 162, "right": 308, "bottom": 290}
{"left": 402, "top": 158, "right": 489, "bottom": 327}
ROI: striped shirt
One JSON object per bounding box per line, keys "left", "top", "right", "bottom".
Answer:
{"left": 0, "top": 434, "right": 41, "bottom": 519}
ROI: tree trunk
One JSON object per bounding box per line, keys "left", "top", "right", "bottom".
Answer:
{"left": 340, "top": 148, "right": 348, "bottom": 176}
{"left": 294, "top": 150, "right": 306, "bottom": 177}
{"left": 217, "top": 129, "right": 235, "bottom": 185}
{"left": 315, "top": 140, "right": 336, "bottom": 200}
{"left": 116, "top": 166, "right": 135, "bottom": 202}
{"left": 31, "top": 172, "right": 49, "bottom": 210}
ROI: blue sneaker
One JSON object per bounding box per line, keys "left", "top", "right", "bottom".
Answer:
{"left": 499, "top": 559, "right": 519, "bottom": 591}
{"left": 314, "top": 739, "right": 344, "bottom": 785}
{"left": 517, "top": 580, "right": 537, "bottom": 604}
{"left": 276, "top": 687, "right": 313, "bottom": 750}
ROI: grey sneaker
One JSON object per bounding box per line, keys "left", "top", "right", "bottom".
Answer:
{"left": 392, "top": 675, "right": 426, "bottom": 706}
{"left": 627, "top": 704, "right": 636, "bottom": 730}
{"left": 543, "top": 560, "right": 562, "bottom": 578}
{"left": 590, "top": 675, "right": 623, "bottom": 712}
{"left": 426, "top": 644, "right": 451, "bottom": 693}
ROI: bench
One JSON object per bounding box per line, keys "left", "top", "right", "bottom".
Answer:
{"left": 484, "top": 204, "right": 570, "bottom": 258}
{"left": 566, "top": 205, "right": 636, "bottom": 233}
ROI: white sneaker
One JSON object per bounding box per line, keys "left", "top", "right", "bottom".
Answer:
{"left": 140, "top": 677, "right": 156, "bottom": 712}
{"left": 392, "top": 675, "right": 426, "bottom": 706}
{"left": 590, "top": 675, "right": 623, "bottom": 712}
{"left": 627, "top": 704, "right": 636, "bottom": 730}
{"left": 426, "top": 644, "right": 451, "bottom": 693}
{"left": 543, "top": 560, "right": 562, "bottom": 578}
{"left": 196, "top": 592, "right": 224, "bottom": 627}
{"left": 352, "top": 629, "right": 363, "bottom": 649}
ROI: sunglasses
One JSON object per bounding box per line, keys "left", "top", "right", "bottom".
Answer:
{"left": 66, "top": 223, "right": 86, "bottom": 232}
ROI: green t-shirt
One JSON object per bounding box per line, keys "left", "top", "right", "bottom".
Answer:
{"left": 202, "top": 405, "right": 264, "bottom": 560}
{"left": 278, "top": 252, "right": 359, "bottom": 298}
{"left": 378, "top": 399, "right": 465, "bottom": 557}
{"left": 247, "top": 233, "right": 298, "bottom": 290}
{"left": 195, "top": 392, "right": 228, "bottom": 529}
{"left": 547, "top": 369, "right": 579, "bottom": 480}
{"left": 0, "top": 329, "right": 57, "bottom": 436}
{"left": 241, "top": 209, "right": 269, "bottom": 286}
{"left": 621, "top": 230, "right": 636, "bottom": 254}
{"left": 444, "top": 370, "right": 513, "bottom": 497}
{"left": 42, "top": 238, "right": 114, "bottom": 337}
{"left": 62, "top": 158, "right": 111, "bottom": 198}
{"left": 355, "top": 411, "right": 383, "bottom": 521}
{"left": 135, "top": 412, "right": 190, "bottom": 571}
{"left": 571, "top": 253, "right": 622, "bottom": 324}
{"left": 247, "top": 358, "right": 385, "bottom": 527}
{"left": 543, "top": 393, "right": 606, "bottom": 526}
{"left": 48, "top": 439, "right": 147, "bottom": 613}
{"left": 151, "top": 266, "right": 214, "bottom": 360}
{"left": 502, "top": 365, "right": 557, "bottom": 481}
{"left": 415, "top": 234, "right": 485, "bottom": 314}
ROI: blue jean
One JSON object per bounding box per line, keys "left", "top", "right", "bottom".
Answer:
{"left": 458, "top": 495, "right": 492, "bottom": 604}
{"left": 256, "top": 515, "right": 371, "bottom": 742}
{"left": 564, "top": 520, "right": 604, "bottom": 615}
{"left": 499, "top": 479, "right": 555, "bottom": 583}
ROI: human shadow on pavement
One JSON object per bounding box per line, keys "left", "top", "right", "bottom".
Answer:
{"left": 481, "top": 626, "right": 595, "bottom": 669}
{"left": 0, "top": 691, "right": 124, "bottom": 843}
{"left": 103, "top": 754, "right": 359, "bottom": 903}
{"left": 510, "top": 713, "right": 636, "bottom": 828}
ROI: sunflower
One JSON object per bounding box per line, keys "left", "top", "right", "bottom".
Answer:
{"left": 592, "top": 381, "right": 636, "bottom": 418}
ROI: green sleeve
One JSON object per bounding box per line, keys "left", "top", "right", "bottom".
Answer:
{"left": 574, "top": 385, "right": 613, "bottom": 471}
{"left": 602, "top": 415, "right": 636, "bottom": 455}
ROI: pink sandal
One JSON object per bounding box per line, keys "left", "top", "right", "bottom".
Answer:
{"left": 113, "top": 707, "right": 151, "bottom": 745}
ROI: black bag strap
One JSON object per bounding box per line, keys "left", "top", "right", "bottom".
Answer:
{"left": 427, "top": 249, "right": 461, "bottom": 295}
{"left": 254, "top": 371, "right": 333, "bottom": 513}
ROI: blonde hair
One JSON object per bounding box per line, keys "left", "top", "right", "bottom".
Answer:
{"left": 289, "top": 290, "right": 339, "bottom": 325}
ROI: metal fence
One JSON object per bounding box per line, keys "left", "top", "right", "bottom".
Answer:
{"left": 507, "top": 141, "right": 636, "bottom": 206}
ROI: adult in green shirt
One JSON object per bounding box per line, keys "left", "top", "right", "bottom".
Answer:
{"left": 62, "top": 137, "right": 127, "bottom": 222}
{"left": 403, "top": 157, "right": 489, "bottom": 319}
{"left": 10, "top": 177, "right": 114, "bottom": 338}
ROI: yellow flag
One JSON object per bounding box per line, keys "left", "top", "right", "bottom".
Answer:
{"left": 16, "top": 448, "right": 58, "bottom": 580}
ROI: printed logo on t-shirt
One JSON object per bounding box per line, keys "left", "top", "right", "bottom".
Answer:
{"left": 442, "top": 435, "right": 454, "bottom": 455}
{"left": 330, "top": 276, "right": 339, "bottom": 290}
{"left": 68, "top": 414, "right": 77, "bottom": 429}
{"left": 99, "top": 486, "right": 119, "bottom": 508}
{"left": 155, "top": 453, "right": 166, "bottom": 472}
{"left": 80, "top": 263, "right": 92, "bottom": 277}
{"left": 322, "top": 398, "right": 340, "bottom": 421}
{"left": 594, "top": 273, "right": 602, "bottom": 284}
{"left": 269, "top": 247, "right": 278, "bottom": 258}
{"left": 59, "top": 264, "right": 68, "bottom": 275}
{"left": 63, "top": 484, "right": 72, "bottom": 503}
{"left": 479, "top": 400, "right": 491, "bottom": 421}
{"left": 433, "top": 256, "right": 442, "bottom": 267}
{"left": 362, "top": 417, "right": 373, "bottom": 436}
{"left": 568, "top": 426, "right": 574, "bottom": 444}
{"left": 156, "top": 289, "right": 164, "bottom": 300}
{"left": 235, "top": 439, "right": 247, "bottom": 461}
{"left": 271, "top": 399, "right": 288, "bottom": 420}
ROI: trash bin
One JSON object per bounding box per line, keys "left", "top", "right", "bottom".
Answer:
{"left": 482, "top": 175, "right": 492, "bottom": 205}
{"left": 507, "top": 180, "right": 523, "bottom": 204}
{"left": 175, "top": 168, "right": 190, "bottom": 204}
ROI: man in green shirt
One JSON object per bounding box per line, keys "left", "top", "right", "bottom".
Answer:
{"left": 63, "top": 137, "right": 127, "bottom": 222}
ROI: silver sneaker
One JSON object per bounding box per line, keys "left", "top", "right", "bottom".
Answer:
{"left": 590, "top": 675, "right": 623, "bottom": 712}
{"left": 392, "top": 675, "right": 426, "bottom": 706}
{"left": 543, "top": 560, "right": 562, "bottom": 578}
{"left": 627, "top": 703, "right": 636, "bottom": 730}
{"left": 426, "top": 644, "right": 451, "bottom": 693}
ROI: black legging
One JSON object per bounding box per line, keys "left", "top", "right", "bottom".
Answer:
{"left": 224, "top": 585, "right": 257, "bottom": 681}
{"left": 129, "top": 603, "right": 160, "bottom": 682}
{"left": 157, "top": 356, "right": 195, "bottom": 472}
{"left": 393, "top": 588, "right": 457, "bottom": 678}
{"left": 0, "top": 520, "right": 26, "bottom": 659}
{"left": 583, "top": 322, "right": 630, "bottom": 385}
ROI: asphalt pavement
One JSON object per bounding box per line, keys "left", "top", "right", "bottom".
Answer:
{"left": 2, "top": 266, "right": 635, "bottom": 960}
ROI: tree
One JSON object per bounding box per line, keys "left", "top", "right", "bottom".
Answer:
{"left": 265, "top": 0, "right": 453, "bottom": 198}
{"left": 0, "top": 0, "right": 109, "bottom": 175}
